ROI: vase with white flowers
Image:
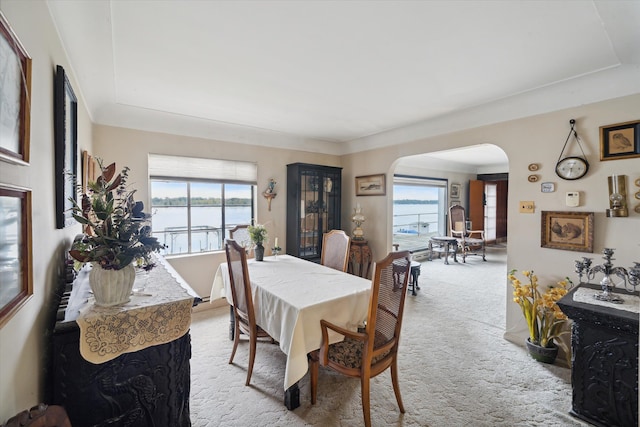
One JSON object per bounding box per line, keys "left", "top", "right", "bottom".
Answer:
{"left": 68, "top": 159, "right": 165, "bottom": 306}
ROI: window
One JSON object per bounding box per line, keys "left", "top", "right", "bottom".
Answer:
{"left": 393, "top": 175, "right": 447, "bottom": 252}
{"left": 149, "top": 155, "right": 257, "bottom": 255}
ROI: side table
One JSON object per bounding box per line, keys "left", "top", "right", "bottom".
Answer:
{"left": 349, "top": 239, "right": 372, "bottom": 278}
{"left": 428, "top": 236, "right": 458, "bottom": 264}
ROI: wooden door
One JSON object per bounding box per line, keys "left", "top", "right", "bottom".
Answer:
{"left": 468, "top": 180, "right": 485, "bottom": 232}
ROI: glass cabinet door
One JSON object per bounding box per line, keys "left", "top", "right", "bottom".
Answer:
{"left": 287, "top": 163, "right": 342, "bottom": 262}
{"left": 299, "top": 170, "right": 321, "bottom": 258}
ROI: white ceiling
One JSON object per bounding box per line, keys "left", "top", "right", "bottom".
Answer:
{"left": 47, "top": 0, "right": 640, "bottom": 162}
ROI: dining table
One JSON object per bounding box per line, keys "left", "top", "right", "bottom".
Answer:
{"left": 211, "top": 254, "right": 372, "bottom": 409}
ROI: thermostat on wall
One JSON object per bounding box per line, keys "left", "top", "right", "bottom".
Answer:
{"left": 566, "top": 192, "right": 580, "bottom": 207}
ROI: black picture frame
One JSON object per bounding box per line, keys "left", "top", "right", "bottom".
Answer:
{"left": 0, "top": 12, "right": 32, "bottom": 165}
{"left": 0, "top": 183, "right": 33, "bottom": 328}
{"left": 55, "top": 65, "right": 78, "bottom": 229}
{"left": 599, "top": 119, "right": 640, "bottom": 161}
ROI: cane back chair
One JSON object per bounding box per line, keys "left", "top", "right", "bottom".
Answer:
{"left": 225, "top": 239, "right": 274, "bottom": 386}
{"left": 310, "top": 250, "right": 412, "bottom": 427}
{"left": 448, "top": 204, "right": 486, "bottom": 262}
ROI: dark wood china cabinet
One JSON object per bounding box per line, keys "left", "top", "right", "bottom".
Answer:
{"left": 286, "top": 163, "right": 342, "bottom": 263}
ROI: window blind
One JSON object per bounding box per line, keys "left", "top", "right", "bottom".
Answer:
{"left": 394, "top": 175, "right": 447, "bottom": 187}
{"left": 148, "top": 154, "right": 257, "bottom": 184}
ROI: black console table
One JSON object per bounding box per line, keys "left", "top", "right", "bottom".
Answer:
{"left": 557, "top": 283, "right": 638, "bottom": 427}
{"left": 51, "top": 256, "right": 200, "bottom": 427}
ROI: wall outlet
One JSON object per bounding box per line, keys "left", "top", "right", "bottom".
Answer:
{"left": 519, "top": 201, "right": 535, "bottom": 213}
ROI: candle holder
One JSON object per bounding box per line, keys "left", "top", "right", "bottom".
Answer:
{"left": 574, "top": 248, "right": 640, "bottom": 303}
{"left": 272, "top": 246, "right": 281, "bottom": 258}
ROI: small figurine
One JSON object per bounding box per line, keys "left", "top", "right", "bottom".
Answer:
{"left": 266, "top": 179, "right": 276, "bottom": 194}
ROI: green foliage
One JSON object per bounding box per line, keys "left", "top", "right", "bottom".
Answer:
{"left": 68, "top": 159, "right": 165, "bottom": 271}
{"left": 247, "top": 223, "right": 268, "bottom": 245}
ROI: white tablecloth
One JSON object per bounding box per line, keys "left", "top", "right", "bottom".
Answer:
{"left": 211, "top": 254, "right": 372, "bottom": 389}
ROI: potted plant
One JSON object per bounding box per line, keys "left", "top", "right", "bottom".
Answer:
{"left": 508, "top": 269, "right": 571, "bottom": 363}
{"left": 68, "top": 159, "right": 165, "bottom": 306}
{"left": 247, "top": 223, "right": 268, "bottom": 261}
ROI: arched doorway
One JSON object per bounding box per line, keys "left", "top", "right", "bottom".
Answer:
{"left": 391, "top": 143, "right": 509, "bottom": 255}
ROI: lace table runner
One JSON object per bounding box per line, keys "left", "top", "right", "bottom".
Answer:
{"left": 573, "top": 287, "right": 640, "bottom": 314}
{"left": 73, "top": 256, "right": 194, "bottom": 364}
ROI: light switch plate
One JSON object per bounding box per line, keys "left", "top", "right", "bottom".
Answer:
{"left": 519, "top": 201, "right": 535, "bottom": 213}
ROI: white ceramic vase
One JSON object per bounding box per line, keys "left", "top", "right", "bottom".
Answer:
{"left": 89, "top": 263, "right": 135, "bottom": 307}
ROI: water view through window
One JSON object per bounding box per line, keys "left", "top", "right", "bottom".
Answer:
{"left": 393, "top": 178, "right": 447, "bottom": 252}
{"left": 151, "top": 180, "right": 254, "bottom": 255}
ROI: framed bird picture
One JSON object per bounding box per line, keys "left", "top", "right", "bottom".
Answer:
{"left": 599, "top": 120, "right": 640, "bottom": 161}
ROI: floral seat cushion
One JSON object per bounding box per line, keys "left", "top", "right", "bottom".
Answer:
{"left": 326, "top": 330, "right": 390, "bottom": 369}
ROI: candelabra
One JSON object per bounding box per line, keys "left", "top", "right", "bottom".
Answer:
{"left": 574, "top": 248, "right": 640, "bottom": 303}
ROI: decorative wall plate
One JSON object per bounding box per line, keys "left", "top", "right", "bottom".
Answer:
{"left": 528, "top": 163, "right": 539, "bottom": 171}
{"left": 541, "top": 182, "right": 555, "bottom": 193}
{"left": 635, "top": 178, "right": 640, "bottom": 187}
{"left": 528, "top": 174, "right": 539, "bottom": 183}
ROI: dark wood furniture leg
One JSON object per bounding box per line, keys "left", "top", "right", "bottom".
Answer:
{"left": 229, "top": 305, "right": 235, "bottom": 340}
{"left": 409, "top": 263, "right": 421, "bottom": 296}
{"left": 284, "top": 383, "right": 300, "bottom": 410}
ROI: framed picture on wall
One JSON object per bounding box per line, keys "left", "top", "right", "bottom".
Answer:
{"left": 599, "top": 119, "right": 640, "bottom": 161}
{"left": 541, "top": 211, "right": 594, "bottom": 253}
{"left": 0, "top": 183, "right": 33, "bottom": 328}
{"left": 0, "top": 12, "right": 32, "bottom": 165}
{"left": 55, "top": 65, "right": 78, "bottom": 229}
{"left": 355, "top": 174, "right": 386, "bottom": 196}
{"left": 450, "top": 183, "right": 460, "bottom": 199}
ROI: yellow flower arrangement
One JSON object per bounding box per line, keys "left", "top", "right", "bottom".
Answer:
{"left": 508, "top": 269, "right": 571, "bottom": 349}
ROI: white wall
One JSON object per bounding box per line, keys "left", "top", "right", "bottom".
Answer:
{"left": 0, "top": 0, "right": 93, "bottom": 419}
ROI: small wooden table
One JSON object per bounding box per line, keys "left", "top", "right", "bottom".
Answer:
{"left": 428, "top": 236, "right": 458, "bottom": 264}
{"left": 349, "top": 239, "right": 372, "bottom": 278}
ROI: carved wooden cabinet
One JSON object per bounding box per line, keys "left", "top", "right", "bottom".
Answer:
{"left": 557, "top": 283, "right": 638, "bottom": 427}
{"left": 286, "top": 163, "right": 342, "bottom": 263}
{"left": 51, "top": 257, "right": 199, "bottom": 427}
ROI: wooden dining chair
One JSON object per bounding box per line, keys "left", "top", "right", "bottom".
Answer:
{"left": 229, "top": 224, "right": 251, "bottom": 251}
{"left": 448, "top": 204, "right": 486, "bottom": 262}
{"left": 225, "top": 239, "right": 274, "bottom": 386}
{"left": 309, "top": 250, "right": 412, "bottom": 427}
{"left": 320, "top": 229, "right": 351, "bottom": 272}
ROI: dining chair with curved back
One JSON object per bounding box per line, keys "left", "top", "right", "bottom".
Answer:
{"left": 320, "top": 229, "right": 351, "bottom": 272}
{"left": 225, "top": 239, "right": 274, "bottom": 386}
{"left": 309, "top": 250, "right": 412, "bottom": 427}
{"left": 448, "top": 204, "right": 486, "bottom": 262}
{"left": 229, "top": 224, "right": 251, "bottom": 249}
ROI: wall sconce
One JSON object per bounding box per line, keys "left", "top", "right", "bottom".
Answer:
{"left": 606, "top": 174, "right": 628, "bottom": 217}
{"left": 263, "top": 179, "right": 277, "bottom": 211}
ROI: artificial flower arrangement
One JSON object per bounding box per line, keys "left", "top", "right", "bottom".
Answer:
{"left": 508, "top": 269, "right": 572, "bottom": 349}
{"left": 68, "top": 159, "right": 165, "bottom": 271}
{"left": 247, "top": 223, "right": 268, "bottom": 246}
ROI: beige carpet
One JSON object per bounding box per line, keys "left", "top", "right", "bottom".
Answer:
{"left": 188, "top": 246, "right": 589, "bottom": 426}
